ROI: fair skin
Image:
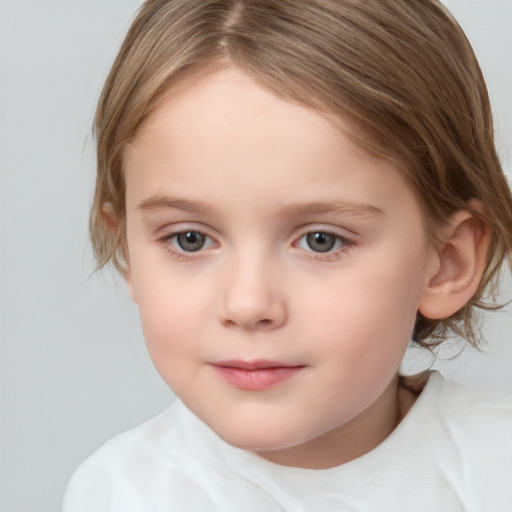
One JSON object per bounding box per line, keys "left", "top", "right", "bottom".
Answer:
{"left": 116, "top": 66, "right": 487, "bottom": 469}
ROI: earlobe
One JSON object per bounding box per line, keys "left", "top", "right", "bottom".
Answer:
{"left": 418, "top": 207, "right": 490, "bottom": 320}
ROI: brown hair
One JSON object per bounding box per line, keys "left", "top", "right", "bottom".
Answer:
{"left": 90, "top": 0, "right": 512, "bottom": 348}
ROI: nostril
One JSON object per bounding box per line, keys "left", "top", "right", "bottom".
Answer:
{"left": 219, "top": 289, "right": 287, "bottom": 330}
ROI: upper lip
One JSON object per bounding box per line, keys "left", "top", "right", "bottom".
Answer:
{"left": 212, "top": 360, "right": 303, "bottom": 371}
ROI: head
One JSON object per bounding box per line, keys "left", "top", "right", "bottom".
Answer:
{"left": 89, "top": 0, "right": 512, "bottom": 467}
{"left": 91, "top": 0, "right": 512, "bottom": 350}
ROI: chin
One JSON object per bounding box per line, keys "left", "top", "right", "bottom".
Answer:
{"left": 212, "top": 418, "right": 312, "bottom": 453}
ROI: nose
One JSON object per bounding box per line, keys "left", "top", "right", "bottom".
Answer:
{"left": 218, "top": 253, "right": 287, "bottom": 331}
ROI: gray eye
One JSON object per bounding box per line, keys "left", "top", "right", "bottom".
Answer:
{"left": 296, "top": 231, "right": 350, "bottom": 254}
{"left": 305, "top": 232, "right": 337, "bottom": 253}
{"left": 175, "top": 231, "right": 207, "bottom": 252}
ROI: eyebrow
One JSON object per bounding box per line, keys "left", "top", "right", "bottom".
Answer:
{"left": 138, "top": 195, "right": 210, "bottom": 214}
{"left": 278, "top": 201, "right": 384, "bottom": 219}
{"left": 137, "top": 194, "right": 384, "bottom": 218}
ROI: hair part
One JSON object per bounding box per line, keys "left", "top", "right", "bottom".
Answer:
{"left": 90, "top": 0, "right": 512, "bottom": 349}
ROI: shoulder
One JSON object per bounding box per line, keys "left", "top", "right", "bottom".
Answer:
{"left": 420, "top": 372, "right": 512, "bottom": 509}
{"left": 432, "top": 372, "right": 512, "bottom": 432}
{"left": 434, "top": 374, "right": 512, "bottom": 465}
{"left": 404, "top": 370, "right": 512, "bottom": 437}
{"left": 79, "top": 400, "right": 183, "bottom": 469}
{"left": 62, "top": 400, "right": 189, "bottom": 512}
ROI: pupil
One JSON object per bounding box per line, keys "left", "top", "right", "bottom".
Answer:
{"left": 177, "top": 232, "right": 205, "bottom": 252}
{"left": 307, "top": 232, "right": 335, "bottom": 253}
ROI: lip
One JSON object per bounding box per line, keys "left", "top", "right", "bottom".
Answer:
{"left": 211, "top": 360, "right": 305, "bottom": 391}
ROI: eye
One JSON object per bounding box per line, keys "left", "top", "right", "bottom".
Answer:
{"left": 297, "top": 231, "right": 350, "bottom": 253}
{"left": 169, "top": 231, "right": 214, "bottom": 252}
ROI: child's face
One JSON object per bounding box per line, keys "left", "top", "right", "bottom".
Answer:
{"left": 122, "top": 66, "right": 438, "bottom": 468}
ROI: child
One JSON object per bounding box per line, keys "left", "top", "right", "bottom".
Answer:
{"left": 63, "top": 0, "right": 512, "bottom": 510}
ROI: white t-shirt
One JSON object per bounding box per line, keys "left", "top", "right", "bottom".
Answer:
{"left": 62, "top": 372, "right": 512, "bottom": 511}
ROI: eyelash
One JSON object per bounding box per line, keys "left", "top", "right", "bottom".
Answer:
{"left": 157, "top": 229, "right": 214, "bottom": 261}
{"left": 295, "top": 231, "right": 354, "bottom": 260}
{"left": 157, "top": 229, "right": 355, "bottom": 261}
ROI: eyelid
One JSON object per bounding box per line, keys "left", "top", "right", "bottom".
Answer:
{"left": 292, "top": 226, "right": 356, "bottom": 260}
{"left": 157, "top": 224, "right": 219, "bottom": 259}
{"left": 170, "top": 232, "right": 216, "bottom": 251}
{"left": 297, "top": 231, "right": 347, "bottom": 248}
{"left": 155, "top": 223, "right": 356, "bottom": 262}
{"left": 293, "top": 223, "right": 356, "bottom": 242}
{"left": 157, "top": 221, "right": 216, "bottom": 240}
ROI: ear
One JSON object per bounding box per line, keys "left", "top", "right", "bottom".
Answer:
{"left": 101, "top": 202, "right": 136, "bottom": 302}
{"left": 418, "top": 205, "right": 490, "bottom": 319}
{"left": 101, "top": 201, "right": 118, "bottom": 231}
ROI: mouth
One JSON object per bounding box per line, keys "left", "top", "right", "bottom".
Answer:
{"left": 210, "top": 360, "right": 306, "bottom": 391}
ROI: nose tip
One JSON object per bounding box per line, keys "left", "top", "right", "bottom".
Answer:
{"left": 219, "top": 262, "right": 287, "bottom": 331}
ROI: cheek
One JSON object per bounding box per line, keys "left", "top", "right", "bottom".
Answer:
{"left": 137, "top": 284, "right": 203, "bottom": 337}
{"left": 300, "top": 251, "right": 425, "bottom": 364}
{"left": 130, "top": 264, "right": 211, "bottom": 376}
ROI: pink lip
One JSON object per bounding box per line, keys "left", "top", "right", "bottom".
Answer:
{"left": 211, "top": 360, "right": 305, "bottom": 390}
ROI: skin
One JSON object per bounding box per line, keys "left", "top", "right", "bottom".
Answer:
{"left": 120, "top": 66, "right": 449, "bottom": 469}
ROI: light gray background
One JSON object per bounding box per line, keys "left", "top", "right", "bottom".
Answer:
{"left": 0, "top": 1, "right": 511, "bottom": 510}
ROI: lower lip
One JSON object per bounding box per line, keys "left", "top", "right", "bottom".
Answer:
{"left": 213, "top": 365, "right": 304, "bottom": 390}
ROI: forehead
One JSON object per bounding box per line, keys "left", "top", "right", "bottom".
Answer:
{"left": 123, "top": 66, "right": 422, "bottom": 225}
{"left": 132, "top": 66, "right": 352, "bottom": 160}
